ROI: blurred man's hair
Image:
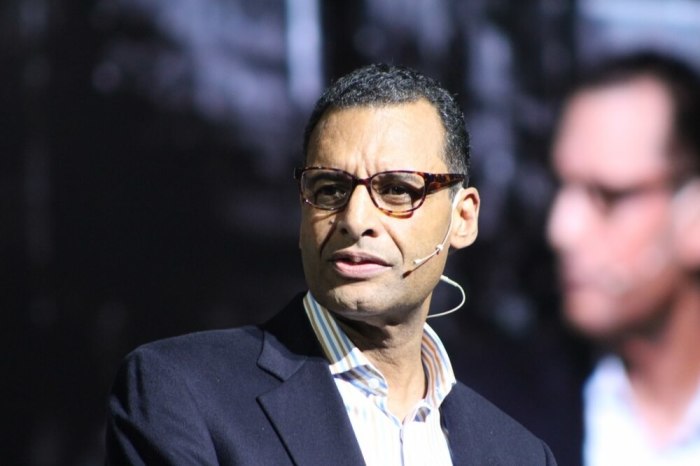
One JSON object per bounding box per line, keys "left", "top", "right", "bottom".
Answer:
{"left": 303, "top": 64, "right": 470, "bottom": 184}
{"left": 571, "top": 52, "right": 700, "bottom": 177}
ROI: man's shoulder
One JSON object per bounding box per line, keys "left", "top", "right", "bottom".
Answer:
{"left": 132, "top": 325, "right": 264, "bottom": 361}
{"left": 119, "top": 294, "right": 311, "bottom": 377}
{"left": 444, "top": 382, "right": 557, "bottom": 464}
{"left": 119, "top": 325, "right": 267, "bottom": 384}
{"left": 449, "top": 382, "right": 524, "bottom": 421}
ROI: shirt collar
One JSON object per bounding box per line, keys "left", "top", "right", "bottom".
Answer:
{"left": 302, "top": 291, "right": 456, "bottom": 408}
{"left": 586, "top": 354, "right": 700, "bottom": 448}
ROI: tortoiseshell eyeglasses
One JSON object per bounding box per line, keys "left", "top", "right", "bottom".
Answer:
{"left": 294, "top": 166, "right": 465, "bottom": 215}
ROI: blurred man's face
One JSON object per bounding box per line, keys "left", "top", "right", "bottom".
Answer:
{"left": 547, "top": 77, "right": 684, "bottom": 341}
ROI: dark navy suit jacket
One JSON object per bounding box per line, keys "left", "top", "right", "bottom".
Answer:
{"left": 106, "top": 295, "right": 557, "bottom": 465}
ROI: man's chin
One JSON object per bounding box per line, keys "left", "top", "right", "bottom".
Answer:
{"left": 314, "top": 284, "right": 382, "bottom": 314}
{"left": 564, "top": 294, "right": 620, "bottom": 340}
{"left": 315, "top": 284, "right": 415, "bottom": 325}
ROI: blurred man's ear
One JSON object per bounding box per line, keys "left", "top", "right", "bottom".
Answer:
{"left": 672, "top": 179, "right": 700, "bottom": 269}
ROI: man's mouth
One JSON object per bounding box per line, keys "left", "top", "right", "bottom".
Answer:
{"left": 330, "top": 251, "right": 390, "bottom": 278}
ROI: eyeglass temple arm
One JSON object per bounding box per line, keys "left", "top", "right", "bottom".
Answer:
{"left": 426, "top": 174, "right": 466, "bottom": 193}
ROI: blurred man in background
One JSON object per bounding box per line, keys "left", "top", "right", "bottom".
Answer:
{"left": 548, "top": 52, "right": 700, "bottom": 465}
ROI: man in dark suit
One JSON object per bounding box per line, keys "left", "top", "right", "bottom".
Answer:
{"left": 106, "top": 64, "right": 557, "bottom": 465}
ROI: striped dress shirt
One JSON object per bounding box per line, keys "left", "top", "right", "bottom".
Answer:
{"left": 303, "top": 292, "right": 456, "bottom": 466}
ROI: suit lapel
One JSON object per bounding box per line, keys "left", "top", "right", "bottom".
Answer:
{"left": 441, "top": 386, "right": 481, "bottom": 466}
{"left": 258, "top": 359, "right": 365, "bottom": 466}
{"left": 257, "top": 296, "right": 366, "bottom": 466}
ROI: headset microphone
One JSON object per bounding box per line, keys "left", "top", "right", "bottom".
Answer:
{"left": 412, "top": 193, "right": 461, "bottom": 266}
{"left": 412, "top": 237, "right": 447, "bottom": 266}
{"left": 410, "top": 191, "right": 467, "bottom": 318}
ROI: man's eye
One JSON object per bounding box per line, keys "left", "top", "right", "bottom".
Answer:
{"left": 314, "top": 183, "right": 346, "bottom": 199}
{"left": 377, "top": 183, "right": 422, "bottom": 201}
{"left": 589, "top": 186, "right": 634, "bottom": 210}
{"left": 382, "top": 184, "right": 411, "bottom": 196}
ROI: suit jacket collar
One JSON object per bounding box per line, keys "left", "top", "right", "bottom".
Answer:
{"left": 257, "top": 295, "right": 366, "bottom": 465}
{"left": 256, "top": 295, "right": 477, "bottom": 466}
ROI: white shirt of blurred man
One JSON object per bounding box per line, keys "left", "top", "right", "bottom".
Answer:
{"left": 548, "top": 54, "right": 700, "bottom": 466}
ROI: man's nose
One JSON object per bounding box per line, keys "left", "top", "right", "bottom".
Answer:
{"left": 336, "top": 184, "right": 380, "bottom": 240}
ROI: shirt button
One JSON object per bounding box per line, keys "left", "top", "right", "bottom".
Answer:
{"left": 368, "top": 378, "right": 381, "bottom": 390}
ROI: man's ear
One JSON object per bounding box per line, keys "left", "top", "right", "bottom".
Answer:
{"left": 672, "top": 179, "right": 700, "bottom": 269}
{"left": 450, "top": 187, "right": 480, "bottom": 250}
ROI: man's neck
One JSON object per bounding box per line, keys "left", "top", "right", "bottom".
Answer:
{"left": 619, "top": 282, "right": 700, "bottom": 445}
{"left": 337, "top": 312, "right": 429, "bottom": 421}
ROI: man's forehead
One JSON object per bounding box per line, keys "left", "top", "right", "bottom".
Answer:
{"left": 314, "top": 99, "right": 440, "bottom": 127}
{"left": 554, "top": 77, "right": 675, "bottom": 186}
{"left": 307, "top": 100, "right": 447, "bottom": 169}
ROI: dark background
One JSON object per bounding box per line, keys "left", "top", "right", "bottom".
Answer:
{"left": 4, "top": 1, "right": 700, "bottom": 464}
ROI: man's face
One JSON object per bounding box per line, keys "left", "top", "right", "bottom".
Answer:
{"left": 299, "top": 100, "right": 467, "bottom": 324}
{"left": 547, "top": 78, "right": 684, "bottom": 341}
